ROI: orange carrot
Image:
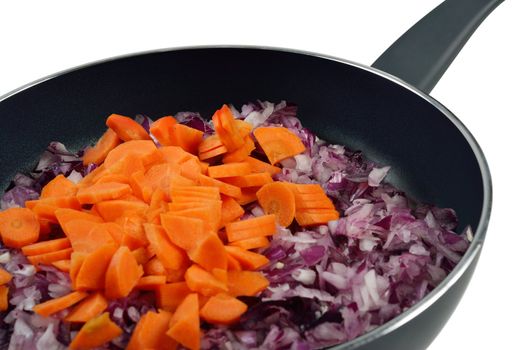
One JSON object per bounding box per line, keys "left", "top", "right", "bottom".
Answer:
{"left": 118, "top": 213, "right": 148, "bottom": 249}
{"left": 0, "top": 267, "right": 12, "bottom": 285}
{"left": 127, "top": 310, "right": 177, "bottom": 350}
{"left": 0, "top": 208, "right": 40, "bottom": 248}
{"left": 197, "top": 174, "right": 241, "bottom": 198}
{"left": 106, "top": 113, "right": 150, "bottom": 141}
{"left": 65, "top": 292, "right": 108, "bottom": 323}
{"left": 256, "top": 181, "right": 296, "bottom": 227}
{"left": 200, "top": 293, "right": 247, "bottom": 325}
{"left": 184, "top": 265, "right": 228, "bottom": 296}
{"left": 104, "top": 140, "right": 159, "bottom": 168}
{"left": 222, "top": 172, "right": 273, "bottom": 188}
{"left": 33, "top": 291, "right": 88, "bottom": 317}
{"left": 150, "top": 116, "right": 178, "bottom": 146}
{"left": 0, "top": 285, "right": 8, "bottom": 311}
{"left": 76, "top": 182, "right": 132, "bottom": 204}
{"left": 188, "top": 234, "right": 228, "bottom": 271}
{"left": 102, "top": 222, "right": 125, "bottom": 244}
{"left": 66, "top": 221, "right": 115, "bottom": 253}
{"left": 171, "top": 185, "right": 221, "bottom": 200}
{"left": 105, "top": 246, "right": 143, "bottom": 299}
{"left": 21, "top": 237, "right": 71, "bottom": 256}
{"left": 136, "top": 275, "right": 167, "bottom": 290}
{"left": 94, "top": 173, "right": 129, "bottom": 185}
{"left": 160, "top": 146, "right": 197, "bottom": 165}
{"left": 236, "top": 187, "right": 259, "bottom": 205}
{"left": 144, "top": 257, "right": 166, "bottom": 276}
{"left": 167, "top": 206, "right": 221, "bottom": 233}
{"left": 131, "top": 246, "right": 154, "bottom": 265}
{"left": 51, "top": 259, "right": 71, "bottom": 272}
{"left": 144, "top": 224, "right": 189, "bottom": 270}
{"left": 243, "top": 156, "right": 281, "bottom": 175}
{"left": 180, "top": 157, "right": 203, "bottom": 181}
{"left": 27, "top": 248, "right": 73, "bottom": 266}
{"left": 229, "top": 236, "right": 270, "bottom": 250}
{"left": 208, "top": 162, "right": 251, "bottom": 178}
{"left": 55, "top": 208, "right": 103, "bottom": 232}
{"left": 38, "top": 218, "right": 53, "bottom": 239}
{"left": 199, "top": 145, "right": 228, "bottom": 160}
{"left": 199, "top": 135, "right": 224, "bottom": 154}
{"left": 224, "top": 246, "right": 269, "bottom": 270}
{"left": 30, "top": 197, "right": 81, "bottom": 223}
{"left": 225, "top": 214, "right": 276, "bottom": 242}
{"left": 222, "top": 136, "right": 256, "bottom": 163}
{"left": 295, "top": 209, "right": 339, "bottom": 226}
{"left": 40, "top": 174, "right": 77, "bottom": 198}
{"left": 166, "top": 293, "right": 200, "bottom": 350}
{"left": 169, "top": 173, "right": 197, "bottom": 189}
{"left": 76, "top": 244, "right": 118, "bottom": 290}
{"left": 160, "top": 214, "right": 206, "bottom": 251}
{"left": 219, "top": 196, "right": 245, "bottom": 227}
{"left": 69, "top": 312, "right": 123, "bottom": 350}
{"left": 211, "top": 268, "right": 228, "bottom": 285}
{"left": 226, "top": 254, "right": 242, "bottom": 271}
{"left": 129, "top": 170, "right": 150, "bottom": 202}
{"left": 83, "top": 128, "right": 121, "bottom": 166}
{"left": 212, "top": 105, "right": 244, "bottom": 151}
{"left": 70, "top": 252, "right": 87, "bottom": 290}
{"left": 253, "top": 126, "right": 306, "bottom": 164}
{"left": 156, "top": 282, "right": 191, "bottom": 311}
{"left": 227, "top": 270, "right": 270, "bottom": 297}
{"left": 104, "top": 153, "right": 146, "bottom": 179}
{"left": 171, "top": 124, "right": 204, "bottom": 154}
{"left": 94, "top": 200, "right": 148, "bottom": 222}
{"left": 288, "top": 183, "right": 324, "bottom": 194}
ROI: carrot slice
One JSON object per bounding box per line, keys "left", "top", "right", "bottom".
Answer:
{"left": 69, "top": 312, "right": 123, "bottom": 350}
{"left": 197, "top": 174, "right": 241, "bottom": 198}
{"left": 224, "top": 246, "right": 269, "bottom": 270}
{"left": 66, "top": 221, "right": 115, "bottom": 253}
{"left": 144, "top": 257, "right": 166, "bottom": 276}
{"left": 131, "top": 246, "right": 154, "bottom": 265}
{"left": 160, "top": 146, "right": 197, "bottom": 165}
{"left": 226, "top": 254, "right": 242, "bottom": 271}
{"left": 94, "top": 173, "right": 129, "bottom": 185}
{"left": 83, "top": 128, "right": 121, "bottom": 166}
{"left": 106, "top": 113, "right": 150, "bottom": 141}
{"left": 40, "top": 174, "right": 77, "bottom": 198}
{"left": 222, "top": 136, "right": 256, "bottom": 163}
{"left": 166, "top": 293, "right": 200, "bottom": 350}
{"left": 65, "top": 292, "right": 108, "bottom": 323}
{"left": 198, "top": 135, "right": 224, "bottom": 154}
{"left": 136, "top": 275, "right": 167, "bottom": 290}
{"left": 199, "top": 145, "right": 228, "bottom": 160}
{"left": 76, "top": 244, "right": 118, "bottom": 290}
{"left": 55, "top": 208, "right": 103, "bottom": 232}
{"left": 226, "top": 214, "right": 276, "bottom": 242}
{"left": 208, "top": 162, "right": 251, "bottom": 179}
{"left": 227, "top": 270, "right": 270, "bottom": 297}
{"left": 155, "top": 282, "right": 191, "bottom": 311}
{"left": 295, "top": 209, "right": 339, "bottom": 226}
{"left": 200, "top": 293, "right": 247, "bottom": 325}
{"left": 0, "top": 285, "right": 8, "bottom": 311}
{"left": 51, "top": 259, "right": 71, "bottom": 272}
{"left": 144, "top": 223, "right": 189, "bottom": 270}
{"left": 127, "top": 310, "right": 177, "bottom": 350}
{"left": 103, "top": 222, "right": 125, "bottom": 244}
{"left": 104, "top": 140, "right": 159, "bottom": 168}
{"left": 188, "top": 234, "right": 228, "bottom": 272}
{"left": 222, "top": 172, "right": 273, "bottom": 188}
{"left": 289, "top": 183, "right": 324, "bottom": 194}
{"left": 212, "top": 105, "right": 244, "bottom": 151}
{"left": 184, "top": 265, "right": 228, "bottom": 296}
{"left": 256, "top": 181, "right": 296, "bottom": 227}
{"left": 161, "top": 214, "right": 206, "bottom": 251}
{"left": 94, "top": 200, "right": 148, "bottom": 222}
{"left": 220, "top": 196, "right": 245, "bottom": 227}
{"left": 76, "top": 182, "right": 132, "bottom": 205}
{"left": 171, "top": 185, "right": 221, "bottom": 200}
{"left": 236, "top": 187, "right": 259, "bottom": 205}
{"left": 180, "top": 157, "right": 203, "bottom": 181}
{"left": 243, "top": 156, "right": 281, "bottom": 175}
{"left": 0, "top": 208, "right": 40, "bottom": 248}
{"left": 70, "top": 252, "right": 87, "bottom": 290}
{"left": 30, "top": 197, "right": 81, "bottom": 223}
{"left": 253, "top": 126, "right": 306, "bottom": 164}
{"left": 21, "top": 237, "right": 71, "bottom": 256}
{"left": 27, "top": 248, "right": 73, "bottom": 266}
{"left": 171, "top": 124, "right": 204, "bottom": 154}
{"left": 33, "top": 291, "right": 88, "bottom": 317}
{"left": 0, "top": 267, "right": 12, "bottom": 285}
{"left": 105, "top": 246, "right": 143, "bottom": 299}
{"left": 229, "top": 236, "right": 270, "bottom": 250}
{"left": 117, "top": 213, "right": 148, "bottom": 249}
{"left": 150, "top": 116, "right": 178, "bottom": 146}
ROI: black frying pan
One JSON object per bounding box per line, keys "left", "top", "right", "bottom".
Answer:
{"left": 0, "top": 0, "right": 503, "bottom": 349}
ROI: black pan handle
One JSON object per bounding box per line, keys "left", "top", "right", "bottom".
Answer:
{"left": 372, "top": 0, "right": 504, "bottom": 94}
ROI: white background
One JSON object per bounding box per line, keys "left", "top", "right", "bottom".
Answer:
{"left": 1, "top": 1, "right": 522, "bottom": 349}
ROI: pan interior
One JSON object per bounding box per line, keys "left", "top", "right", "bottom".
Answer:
{"left": 0, "top": 48, "right": 484, "bottom": 232}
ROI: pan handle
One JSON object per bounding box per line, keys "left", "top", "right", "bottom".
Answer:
{"left": 372, "top": 0, "right": 504, "bottom": 94}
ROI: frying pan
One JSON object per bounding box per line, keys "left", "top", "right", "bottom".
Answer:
{"left": 0, "top": 0, "right": 503, "bottom": 348}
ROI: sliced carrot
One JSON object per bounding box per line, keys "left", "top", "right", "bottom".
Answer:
{"left": 105, "top": 246, "right": 143, "bottom": 299}
{"left": 184, "top": 265, "right": 228, "bottom": 296}
{"left": 198, "top": 135, "right": 223, "bottom": 154}
{"left": 136, "top": 275, "right": 167, "bottom": 290}
{"left": 198, "top": 145, "right": 228, "bottom": 160}
{"left": 76, "top": 182, "right": 132, "bottom": 204}
{"left": 104, "top": 140, "right": 159, "bottom": 168}
{"left": 0, "top": 208, "right": 40, "bottom": 248}
{"left": 117, "top": 213, "right": 148, "bottom": 248}
{"left": 70, "top": 252, "right": 87, "bottom": 290}
{"left": 33, "top": 291, "right": 88, "bottom": 317}
{"left": 180, "top": 157, "right": 202, "bottom": 181}
{"left": 94, "top": 200, "right": 148, "bottom": 222}
{"left": 32, "top": 198, "right": 80, "bottom": 223}
{"left": 208, "top": 162, "right": 251, "bottom": 179}
{"left": 129, "top": 170, "right": 150, "bottom": 202}
{"left": 226, "top": 253, "right": 242, "bottom": 271}
{"left": 0, "top": 285, "right": 8, "bottom": 311}
{"left": 76, "top": 244, "right": 118, "bottom": 290}
{"left": 212, "top": 105, "right": 244, "bottom": 151}
{"left": 253, "top": 126, "right": 306, "bottom": 164}
{"left": 144, "top": 224, "right": 189, "bottom": 270}
{"left": 168, "top": 200, "right": 221, "bottom": 212}
{"left": 155, "top": 282, "right": 191, "bottom": 311}
{"left": 222, "top": 172, "right": 273, "bottom": 188}
{"left": 83, "top": 128, "right": 121, "bottom": 166}
{"left": 104, "top": 153, "right": 146, "bottom": 180}
{"left": 243, "top": 156, "right": 281, "bottom": 175}
{"left": 256, "top": 181, "right": 296, "bottom": 227}
{"left": 77, "top": 164, "right": 106, "bottom": 187}
{"left": 171, "top": 185, "right": 220, "bottom": 200}
{"left": 40, "top": 174, "right": 77, "bottom": 198}
{"left": 103, "top": 222, "right": 125, "bottom": 244}
{"left": 106, "top": 113, "right": 150, "bottom": 141}
{"left": 289, "top": 183, "right": 324, "bottom": 194}
{"left": 188, "top": 234, "right": 227, "bottom": 272}
{"left": 127, "top": 310, "right": 177, "bottom": 350}
{"left": 51, "top": 259, "right": 71, "bottom": 272}
{"left": 227, "top": 270, "right": 270, "bottom": 297}
{"left": 161, "top": 214, "right": 206, "bottom": 251}
{"left": 167, "top": 207, "right": 220, "bottom": 233}
{"left": 144, "top": 257, "right": 166, "bottom": 276}
{"left": 55, "top": 208, "right": 103, "bottom": 233}
{"left": 224, "top": 246, "right": 269, "bottom": 270}
{"left": 69, "top": 312, "right": 122, "bottom": 350}
{"left": 150, "top": 116, "right": 178, "bottom": 146}
{"left": 66, "top": 221, "right": 115, "bottom": 253}
{"left": 226, "top": 214, "right": 276, "bottom": 242}
{"left": 211, "top": 268, "right": 228, "bottom": 285}
{"left": 0, "top": 267, "right": 12, "bottom": 285}
{"left": 199, "top": 161, "right": 209, "bottom": 174}
{"left": 235, "top": 119, "right": 253, "bottom": 136}
{"left": 171, "top": 124, "right": 204, "bottom": 154}
{"left": 21, "top": 237, "right": 71, "bottom": 256}
{"left": 38, "top": 218, "right": 53, "bottom": 239}
{"left": 65, "top": 292, "right": 108, "bottom": 323}
{"left": 169, "top": 173, "right": 197, "bottom": 188}
{"left": 165, "top": 268, "right": 185, "bottom": 283}
{"left": 166, "top": 293, "right": 200, "bottom": 350}
{"left": 236, "top": 187, "right": 259, "bottom": 205}
{"left": 229, "top": 236, "right": 270, "bottom": 250}
{"left": 131, "top": 246, "right": 154, "bottom": 265}
{"left": 159, "top": 146, "right": 196, "bottom": 165}
{"left": 223, "top": 136, "right": 256, "bottom": 163}
{"left": 27, "top": 248, "right": 73, "bottom": 266}
{"left": 197, "top": 174, "right": 241, "bottom": 198}
{"left": 220, "top": 196, "right": 245, "bottom": 227}
{"left": 200, "top": 293, "right": 247, "bottom": 325}
{"left": 94, "top": 173, "right": 129, "bottom": 185}
{"left": 295, "top": 209, "right": 339, "bottom": 226}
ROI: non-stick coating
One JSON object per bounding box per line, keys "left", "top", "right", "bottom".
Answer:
{"left": 0, "top": 48, "right": 484, "bottom": 233}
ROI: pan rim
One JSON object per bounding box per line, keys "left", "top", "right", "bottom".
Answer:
{"left": 0, "top": 45, "right": 492, "bottom": 348}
